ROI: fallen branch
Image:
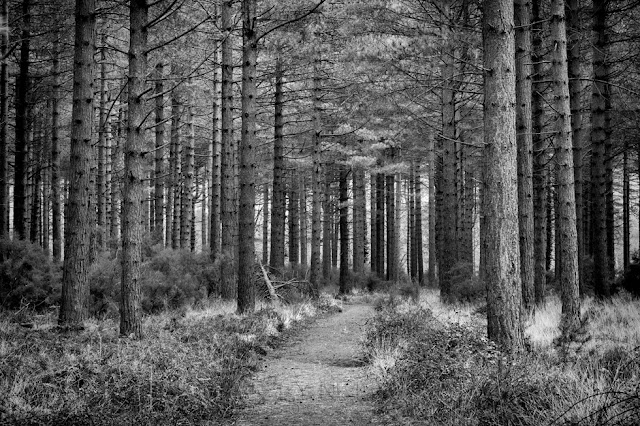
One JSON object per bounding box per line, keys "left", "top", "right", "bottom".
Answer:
{"left": 258, "top": 260, "right": 278, "bottom": 301}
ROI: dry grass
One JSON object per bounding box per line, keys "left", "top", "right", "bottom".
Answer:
{"left": 364, "top": 288, "right": 640, "bottom": 426}
{"left": 0, "top": 294, "right": 341, "bottom": 425}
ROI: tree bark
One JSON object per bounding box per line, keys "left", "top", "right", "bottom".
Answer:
{"left": 427, "top": 138, "right": 436, "bottom": 286}
{"left": 309, "top": 52, "right": 322, "bottom": 294}
{"left": 270, "top": 53, "right": 285, "bottom": 271}
{"left": 322, "top": 170, "right": 332, "bottom": 280}
{"left": 153, "top": 62, "right": 164, "bottom": 245}
{"left": 262, "top": 185, "right": 268, "bottom": 265}
{"left": 591, "top": 0, "right": 610, "bottom": 296}
{"left": 220, "top": 0, "right": 237, "bottom": 299}
{"left": 623, "top": 142, "right": 630, "bottom": 270}
{"left": 120, "top": 0, "right": 148, "bottom": 338}
{"left": 237, "top": 0, "right": 257, "bottom": 314}
{"left": 352, "top": 168, "right": 365, "bottom": 274}
{"left": 370, "top": 174, "right": 377, "bottom": 274}
{"left": 288, "top": 170, "right": 300, "bottom": 265}
{"left": 180, "top": 104, "right": 194, "bottom": 250}
{"left": 515, "top": 0, "right": 535, "bottom": 314}
{"left": 13, "top": 0, "right": 30, "bottom": 240}
{"left": 300, "top": 176, "right": 308, "bottom": 266}
{"left": 415, "top": 164, "right": 424, "bottom": 285}
{"left": 386, "top": 171, "right": 397, "bottom": 282}
{"left": 532, "top": 0, "right": 547, "bottom": 305}
{"left": 170, "top": 92, "right": 182, "bottom": 249}
{"left": 482, "top": 0, "right": 523, "bottom": 352}
{"left": 338, "top": 165, "right": 349, "bottom": 294}
{"left": 59, "top": 0, "right": 95, "bottom": 327}
{"left": 375, "top": 171, "right": 385, "bottom": 277}
{"left": 550, "top": 0, "right": 580, "bottom": 332}
{"left": 0, "top": 0, "right": 8, "bottom": 237}
{"left": 210, "top": 43, "right": 221, "bottom": 259}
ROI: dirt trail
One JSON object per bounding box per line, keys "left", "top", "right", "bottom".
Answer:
{"left": 232, "top": 302, "right": 379, "bottom": 425}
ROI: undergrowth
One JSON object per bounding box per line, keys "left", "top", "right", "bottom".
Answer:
{"left": 0, "top": 294, "right": 341, "bottom": 425}
{"left": 364, "top": 289, "right": 640, "bottom": 425}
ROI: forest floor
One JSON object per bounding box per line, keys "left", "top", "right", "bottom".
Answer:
{"left": 230, "top": 300, "right": 382, "bottom": 426}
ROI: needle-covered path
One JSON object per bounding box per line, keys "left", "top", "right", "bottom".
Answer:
{"left": 232, "top": 302, "right": 379, "bottom": 425}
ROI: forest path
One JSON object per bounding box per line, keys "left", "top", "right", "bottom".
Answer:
{"left": 231, "top": 301, "right": 381, "bottom": 425}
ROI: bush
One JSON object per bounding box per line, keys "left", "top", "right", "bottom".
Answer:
{"left": 0, "top": 239, "right": 61, "bottom": 311}
{"left": 447, "top": 262, "right": 484, "bottom": 303}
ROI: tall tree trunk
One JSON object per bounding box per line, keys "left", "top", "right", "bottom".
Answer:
{"left": 415, "top": 165, "right": 424, "bottom": 285}
{"left": 180, "top": 104, "right": 194, "bottom": 250}
{"left": 237, "top": 0, "right": 257, "bottom": 313}
{"left": 482, "top": 0, "right": 523, "bottom": 352}
{"left": 322, "top": 170, "right": 332, "bottom": 280}
{"left": 0, "top": 0, "right": 8, "bottom": 237}
{"left": 13, "top": 0, "right": 30, "bottom": 240}
{"left": 352, "top": 168, "right": 365, "bottom": 274}
{"left": 269, "top": 53, "right": 285, "bottom": 271}
{"left": 29, "top": 129, "right": 40, "bottom": 244}
{"left": 170, "top": 93, "right": 181, "bottom": 249}
{"left": 370, "top": 174, "right": 377, "bottom": 274}
{"left": 338, "top": 165, "right": 349, "bottom": 294}
{"left": 111, "top": 106, "right": 124, "bottom": 242}
{"left": 375, "top": 171, "right": 385, "bottom": 277}
{"left": 550, "top": 0, "right": 580, "bottom": 332}
{"left": 300, "top": 176, "right": 308, "bottom": 266}
{"left": 408, "top": 168, "right": 415, "bottom": 279}
{"left": 623, "top": 142, "right": 630, "bottom": 270}
{"left": 59, "top": 0, "right": 95, "bottom": 327}
{"left": 428, "top": 138, "right": 437, "bottom": 286}
{"left": 210, "top": 43, "right": 221, "bottom": 259}
{"left": 153, "top": 62, "right": 164, "bottom": 244}
{"left": 567, "top": 0, "right": 585, "bottom": 293}
{"left": 386, "top": 171, "right": 397, "bottom": 281}
{"left": 532, "top": 0, "right": 547, "bottom": 305}
{"left": 262, "top": 185, "right": 268, "bottom": 264}
{"left": 309, "top": 52, "right": 322, "bottom": 295}
{"left": 120, "top": 0, "right": 148, "bottom": 338}
{"left": 97, "top": 38, "right": 108, "bottom": 251}
{"left": 288, "top": 170, "right": 300, "bottom": 265}
{"left": 591, "top": 0, "right": 610, "bottom": 296}
{"left": 220, "top": 0, "right": 237, "bottom": 299}
{"left": 515, "top": 0, "right": 535, "bottom": 314}
{"left": 441, "top": 42, "right": 458, "bottom": 299}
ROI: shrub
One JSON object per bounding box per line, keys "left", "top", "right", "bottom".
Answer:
{"left": 0, "top": 239, "right": 61, "bottom": 311}
{"left": 447, "top": 262, "right": 484, "bottom": 303}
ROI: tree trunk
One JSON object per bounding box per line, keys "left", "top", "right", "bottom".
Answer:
{"left": 29, "top": 128, "right": 40, "bottom": 244}
{"left": 210, "top": 43, "right": 221, "bottom": 259}
{"left": 59, "top": 0, "right": 95, "bottom": 327}
{"left": 386, "top": 171, "right": 397, "bottom": 282}
{"left": 180, "top": 104, "right": 194, "bottom": 250}
{"left": 13, "top": 0, "right": 30, "bottom": 240}
{"left": 623, "top": 142, "right": 630, "bottom": 270}
{"left": 352, "top": 169, "right": 364, "bottom": 274}
{"left": 288, "top": 170, "right": 300, "bottom": 265}
{"left": 170, "top": 93, "right": 182, "bottom": 249}
{"left": 415, "top": 165, "right": 424, "bottom": 285}
{"left": 237, "top": 0, "right": 257, "bottom": 314}
{"left": 270, "top": 54, "right": 285, "bottom": 272}
{"left": 482, "top": 0, "right": 523, "bottom": 352}
{"left": 120, "top": 0, "right": 148, "bottom": 338}
{"left": 370, "top": 174, "right": 377, "bottom": 274}
{"left": 532, "top": 0, "right": 547, "bottom": 305}
{"left": 515, "top": 0, "right": 535, "bottom": 314}
{"left": 96, "top": 38, "right": 108, "bottom": 251}
{"left": 591, "top": 0, "right": 610, "bottom": 296}
{"left": 338, "top": 165, "right": 349, "bottom": 294}
{"left": 0, "top": 0, "right": 8, "bottom": 237}
{"left": 300, "top": 176, "right": 308, "bottom": 266}
{"left": 111, "top": 106, "right": 124, "bottom": 243}
{"left": 408, "top": 167, "right": 415, "bottom": 280}
{"left": 153, "top": 62, "right": 164, "bottom": 245}
{"left": 550, "top": 0, "right": 580, "bottom": 332}
{"left": 376, "top": 171, "right": 385, "bottom": 278}
{"left": 309, "top": 52, "right": 322, "bottom": 294}
{"left": 220, "top": 0, "right": 237, "bottom": 299}
{"left": 427, "top": 138, "right": 436, "bottom": 286}
{"left": 567, "top": 0, "right": 585, "bottom": 293}
{"left": 262, "top": 185, "right": 269, "bottom": 265}
{"left": 322, "top": 170, "right": 332, "bottom": 280}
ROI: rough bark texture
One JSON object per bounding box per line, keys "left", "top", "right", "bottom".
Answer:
{"left": 270, "top": 55, "right": 285, "bottom": 271}
{"left": 515, "top": 0, "right": 535, "bottom": 314}
{"left": 59, "top": 0, "right": 95, "bottom": 327}
{"left": 309, "top": 53, "right": 322, "bottom": 295}
{"left": 220, "top": 0, "right": 237, "bottom": 299}
{"left": 51, "top": 38, "right": 62, "bottom": 260}
{"left": 370, "top": 175, "right": 377, "bottom": 274}
{"left": 386, "top": 172, "right": 397, "bottom": 282}
{"left": 532, "top": 0, "right": 547, "bottom": 306}
{"left": 288, "top": 171, "right": 300, "bottom": 265}
{"left": 415, "top": 165, "right": 424, "bottom": 285}
{"left": 567, "top": 0, "right": 585, "bottom": 293}
{"left": 153, "top": 62, "right": 164, "bottom": 244}
{"left": 375, "top": 172, "right": 385, "bottom": 277}
{"left": 591, "top": 0, "right": 610, "bottom": 296}
{"left": 550, "top": 0, "right": 580, "bottom": 332}
{"left": 237, "top": 0, "right": 257, "bottom": 314}
{"left": 300, "top": 177, "right": 308, "bottom": 266}
{"left": 322, "top": 171, "right": 332, "bottom": 280}
{"left": 338, "top": 166, "right": 349, "bottom": 294}
{"left": 170, "top": 93, "right": 182, "bottom": 249}
{"left": 623, "top": 143, "right": 630, "bottom": 270}
{"left": 97, "top": 40, "right": 108, "bottom": 250}
{"left": 210, "top": 44, "right": 221, "bottom": 260}
{"left": 181, "top": 104, "right": 194, "bottom": 250}
{"left": 0, "top": 0, "right": 8, "bottom": 237}
{"left": 427, "top": 139, "right": 436, "bottom": 286}
{"left": 120, "top": 0, "right": 147, "bottom": 338}
{"left": 482, "top": 0, "right": 523, "bottom": 352}
{"left": 13, "top": 0, "right": 30, "bottom": 240}
{"left": 352, "top": 168, "right": 365, "bottom": 274}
